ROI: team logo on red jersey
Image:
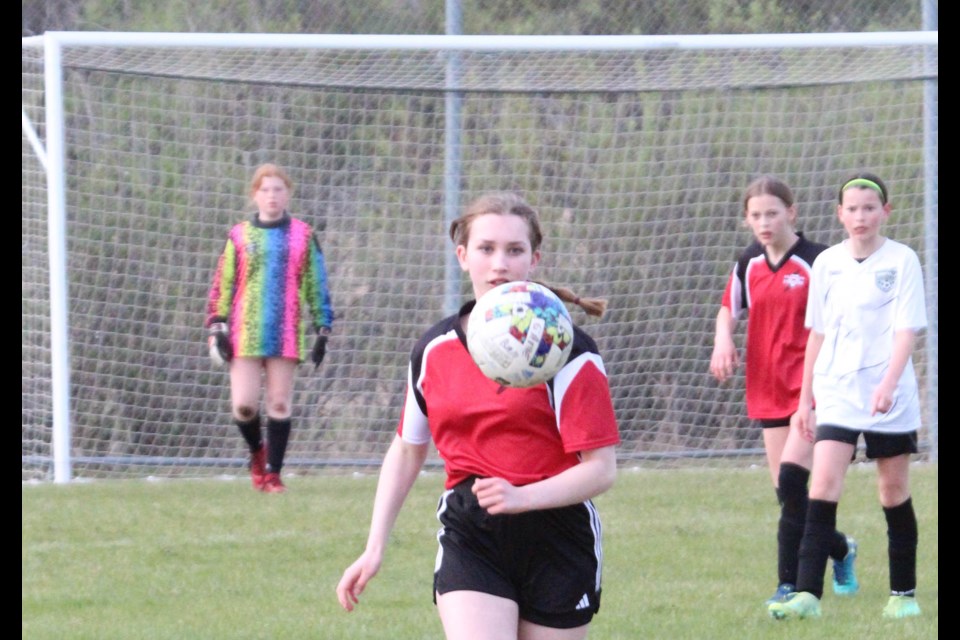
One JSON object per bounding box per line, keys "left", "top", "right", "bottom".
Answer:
{"left": 875, "top": 269, "right": 897, "bottom": 292}
{"left": 782, "top": 273, "right": 806, "bottom": 289}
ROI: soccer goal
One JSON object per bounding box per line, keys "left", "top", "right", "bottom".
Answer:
{"left": 22, "top": 31, "right": 938, "bottom": 482}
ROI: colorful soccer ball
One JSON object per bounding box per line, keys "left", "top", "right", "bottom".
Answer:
{"left": 466, "top": 281, "right": 575, "bottom": 388}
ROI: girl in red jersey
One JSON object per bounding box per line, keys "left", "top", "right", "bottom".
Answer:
{"left": 336, "top": 192, "right": 620, "bottom": 639}
{"left": 710, "top": 176, "right": 857, "bottom": 608}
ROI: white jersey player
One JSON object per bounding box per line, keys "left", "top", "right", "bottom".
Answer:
{"left": 769, "top": 172, "right": 928, "bottom": 622}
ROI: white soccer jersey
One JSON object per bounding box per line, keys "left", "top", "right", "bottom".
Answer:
{"left": 806, "top": 238, "right": 927, "bottom": 433}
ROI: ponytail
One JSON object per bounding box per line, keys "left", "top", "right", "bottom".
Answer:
{"left": 534, "top": 281, "right": 608, "bottom": 318}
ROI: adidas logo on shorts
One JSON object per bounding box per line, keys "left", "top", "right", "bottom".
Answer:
{"left": 575, "top": 593, "right": 591, "bottom": 610}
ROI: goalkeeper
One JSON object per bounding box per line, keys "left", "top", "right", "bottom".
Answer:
{"left": 205, "top": 163, "right": 334, "bottom": 493}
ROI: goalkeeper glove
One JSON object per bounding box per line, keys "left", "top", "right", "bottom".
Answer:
{"left": 312, "top": 329, "right": 330, "bottom": 369}
{"left": 208, "top": 322, "right": 233, "bottom": 366}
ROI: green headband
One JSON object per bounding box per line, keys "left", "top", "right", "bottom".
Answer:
{"left": 841, "top": 178, "right": 886, "bottom": 203}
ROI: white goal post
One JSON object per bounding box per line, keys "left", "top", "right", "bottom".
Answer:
{"left": 23, "top": 31, "right": 938, "bottom": 482}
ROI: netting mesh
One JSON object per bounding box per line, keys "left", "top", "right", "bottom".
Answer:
{"left": 59, "top": 42, "right": 935, "bottom": 90}
{"left": 22, "top": 38, "right": 938, "bottom": 480}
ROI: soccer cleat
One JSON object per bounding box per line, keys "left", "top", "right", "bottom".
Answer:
{"left": 249, "top": 446, "right": 267, "bottom": 490}
{"left": 832, "top": 536, "right": 859, "bottom": 596}
{"left": 765, "top": 583, "right": 795, "bottom": 606}
{"left": 882, "top": 595, "right": 921, "bottom": 619}
{"left": 768, "top": 591, "right": 821, "bottom": 620}
{"left": 261, "top": 472, "right": 286, "bottom": 494}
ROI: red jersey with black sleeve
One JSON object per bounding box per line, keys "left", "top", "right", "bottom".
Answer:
{"left": 397, "top": 301, "right": 621, "bottom": 490}
{"left": 720, "top": 233, "right": 826, "bottom": 419}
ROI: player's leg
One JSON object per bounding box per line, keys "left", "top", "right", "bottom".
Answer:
{"left": 437, "top": 591, "right": 519, "bottom": 640}
{"left": 773, "top": 425, "right": 812, "bottom": 599}
{"left": 869, "top": 431, "right": 921, "bottom": 618}
{"left": 519, "top": 619, "right": 589, "bottom": 640}
{"left": 762, "top": 422, "right": 796, "bottom": 604}
{"left": 261, "top": 357, "right": 297, "bottom": 493}
{"left": 230, "top": 357, "right": 267, "bottom": 489}
{"left": 761, "top": 423, "right": 790, "bottom": 489}
{"left": 798, "top": 434, "right": 855, "bottom": 595}
{"left": 770, "top": 427, "right": 855, "bottom": 619}
{"left": 780, "top": 428, "right": 859, "bottom": 597}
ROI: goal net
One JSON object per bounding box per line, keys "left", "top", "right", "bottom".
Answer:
{"left": 22, "top": 32, "right": 938, "bottom": 481}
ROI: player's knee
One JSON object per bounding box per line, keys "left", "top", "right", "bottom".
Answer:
{"left": 265, "top": 399, "right": 290, "bottom": 417}
{"left": 878, "top": 479, "right": 910, "bottom": 507}
{"left": 808, "top": 471, "right": 845, "bottom": 501}
{"left": 235, "top": 404, "right": 258, "bottom": 421}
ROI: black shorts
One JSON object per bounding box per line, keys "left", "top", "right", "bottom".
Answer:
{"left": 816, "top": 425, "right": 919, "bottom": 459}
{"left": 433, "top": 477, "right": 603, "bottom": 629}
{"left": 757, "top": 417, "right": 791, "bottom": 429}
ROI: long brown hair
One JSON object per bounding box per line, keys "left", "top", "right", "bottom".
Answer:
{"left": 449, "top": 192, "right": 607, "bottom": 318}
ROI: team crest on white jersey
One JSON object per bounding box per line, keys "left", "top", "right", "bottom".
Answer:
{"left": 782, "top": 273, "right": 805, "bottom": 289}
{"left": 875, "top": 269, "right": 897, "bottom": 292}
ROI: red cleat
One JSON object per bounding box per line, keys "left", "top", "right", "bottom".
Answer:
{"left": 249, "top": 447, "right": 267, "bottom": 490}
{"left": 261, "top": 472, "right": 286, "bottom": 494}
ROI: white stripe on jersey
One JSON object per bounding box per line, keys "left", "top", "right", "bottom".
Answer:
{"left": 399, "top": 330, "right": 459, "bottom": 445}
{"left": 552, "top": 351, "right": 607, "bottom": 430}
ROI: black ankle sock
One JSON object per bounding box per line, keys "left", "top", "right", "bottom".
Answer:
{"left": 266, "top": 417, "right": 292, "bottom": 474}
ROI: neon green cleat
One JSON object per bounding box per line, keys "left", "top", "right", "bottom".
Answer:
{"left": 768, "top": 592, "right": 821, "bottom": 620}
{"left": 882, "top": 595, "right": 921, "bottom": 619}
{"left": 765, "top": 583, "right": 795, "bottom": 606}
{"left": 832, "top": 536, "right": 859, "bottom": 596}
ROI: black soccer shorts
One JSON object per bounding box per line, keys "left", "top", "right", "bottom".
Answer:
{"left": 817, "top": 424, "right": 919, "bottom": 459}
{"left": 433, "top": 476, "right": 604, "bottom": 629}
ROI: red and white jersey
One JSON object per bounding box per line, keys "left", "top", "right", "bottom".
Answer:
{"left": 721, "top": 234, "right": 826, "bottom": 419}
{"left": 398, "top": 301, "right": 621, "bottom": 489}
{"left": 806, "top": 238, "right": 927, "bottom": 433}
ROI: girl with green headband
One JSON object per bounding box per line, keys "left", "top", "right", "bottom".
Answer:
{"left": 769, "top": 172, "right": 928, "bottom": 621}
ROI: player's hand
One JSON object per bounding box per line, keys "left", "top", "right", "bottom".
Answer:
{"left": 208, "top": 322, "right": 232, "bottom": 366}
{"left": 870, "top": 382, "right": 896, "bottom": 416}
{"left": 472, "top": 477, "right": 526, "bottom": 515}
{"left": 709, "top": 337, "right": 739, "bottom": 383}
{"left": 336, "top": 551, "right": 382, "bottom": 612}
{"left": 311, "top": 332, "right": 329, "bottom": 369}
{"left": 791, "top": 407, "right": 815, "bottom": 443}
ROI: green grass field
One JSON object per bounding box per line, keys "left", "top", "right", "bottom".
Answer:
{"left": 22, "top": 462, "right": 937, "bottom": 639}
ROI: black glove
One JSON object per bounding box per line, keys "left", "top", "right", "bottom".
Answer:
{"left": 208, "top": 322, "right": 233, "bottom": 366}
{"left": 311, "top": 332, "right": 329, "bottom": 369}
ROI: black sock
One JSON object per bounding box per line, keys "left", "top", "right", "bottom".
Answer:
{"left": 829, "top": 530, "right": 850, "bottom": 561}
{"left": 777, "top": 463, "right": 809, "bottom": 586}
{"left": 235, "top": 414, "right": 263, "bottom": 452}
{"left": 266, "top": 417, "right": 292, "bottom": 474}
{"left": 884, "top": 497, "right": 918, "bottom": 594}
{"left": 796, "top": 499, "right": 837, "bottom": 599}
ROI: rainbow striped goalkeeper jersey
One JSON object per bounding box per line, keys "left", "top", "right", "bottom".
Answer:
{"left": 206, "top": 212, "right": 333, "bottom": 360}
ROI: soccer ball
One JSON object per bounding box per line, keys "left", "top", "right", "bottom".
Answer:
{"left": 467, "top": 281, "right": 575, "bottom": 388}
